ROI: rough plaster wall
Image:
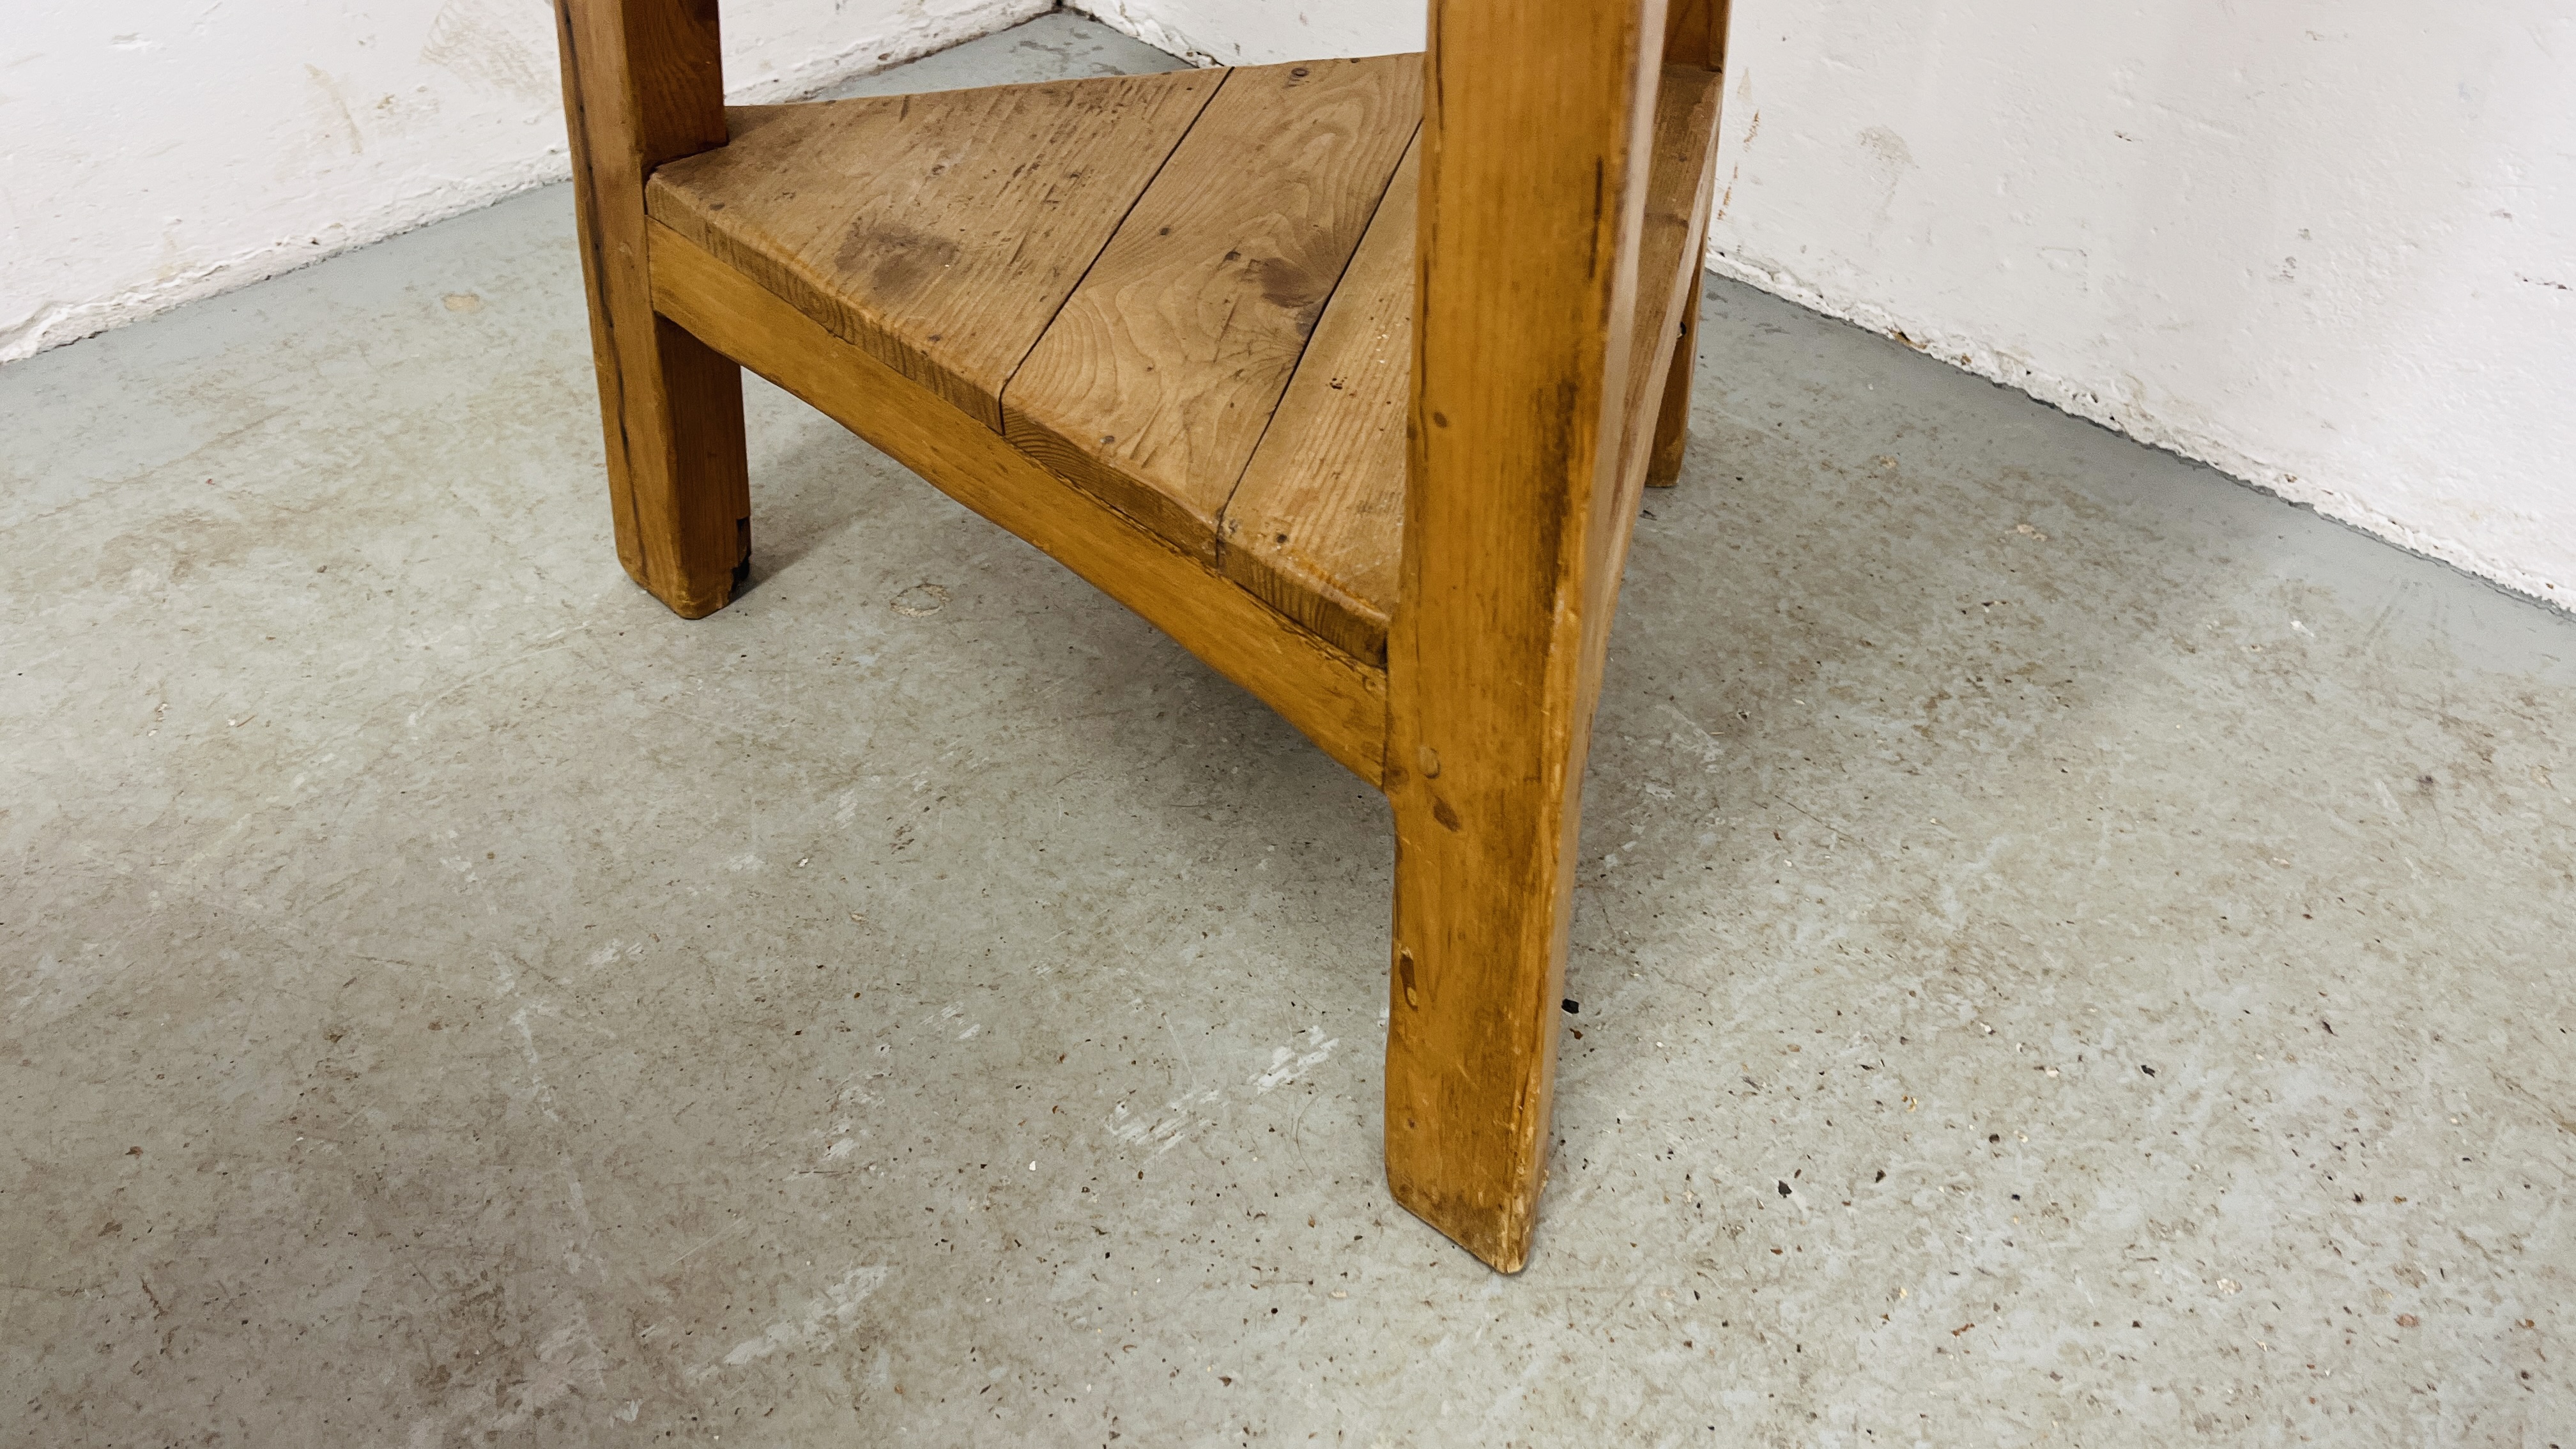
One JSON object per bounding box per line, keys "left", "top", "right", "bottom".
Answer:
{"left": 1066, "top": 0, "right": 1418, "bottom": 66}
{"left": 1073, "top": 0, "right": 2576, "bottom": 610}
{"left": 2, "top": 0, "right": 1048, "bottom": 363}
{"left": 1706, "top": 3, "right": 2576, "bottom": 610}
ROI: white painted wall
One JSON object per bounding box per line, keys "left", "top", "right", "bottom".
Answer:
{"left": 1, "top": 0, "right": 1046, "bottom": 364}
{"left": 1071, "top": 0, "right": 1417, "bottom": 67}
{"left": 1073, "top": 0, "right": 2576, "bottom": 610}
{"left": 1705, "top": 3, "right": 2576, "bottom": 610}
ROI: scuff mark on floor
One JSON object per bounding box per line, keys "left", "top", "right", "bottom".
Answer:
{"left": 1252, "top": 1026, "right": 1338, "bottom": 1092}
{"left": 685, "top": 1266, "right": 891, "bottom": 1383}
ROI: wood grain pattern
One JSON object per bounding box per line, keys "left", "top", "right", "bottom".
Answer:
{"left": 1647, "top": 0, "right": 1728, "bottom": 487}
{"left": 1648, "top": 0, "right": 1731, "bottom": 487}
{"left": 1004, "top": 56, "right": 1422, "bottom": 563}
{"left": 1662, "top": 0, "right": 1727, "bottom": 69}
{"left": 1643, "top": 210, "right": 1708, "bottom": 489}
{"left": 649, "top": 219, "right": 1390, "bottom": 784}
{"left": 646, "top": 72, "right": 1222, "bottom": 431}
{"left": 1216, "top": 135, "right": 1420, "bottom": 664}
{"left": 1225, "top": 70, "right": 1715, "bottom": 660}
{"left": 1648, "top": 0, "right": 1731, "bottom": 489}
{"left": 1611, "top": 66, "right": 1724, "bottom": 516}
{"left": 1645, "top": 0, "right": 1728, "bottom": 489}
{"left": 1383, "top": 3, "right": 1663, "bottom": 1273}
{"left": 555, "top": 0, "right": 749, "bottom": 618}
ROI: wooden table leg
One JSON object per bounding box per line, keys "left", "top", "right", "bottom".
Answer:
{"left": 556, "top": 0, "right": 748, "bottom": 618}
{"left": 1386, "top": 0, "right": 1660, "bottom": 1273}
{"left": 1645, "top": 213, "right": 1708, "bottom": 489}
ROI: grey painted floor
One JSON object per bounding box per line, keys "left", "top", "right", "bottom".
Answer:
{"left": 4, "top": 15, "right": 2570, "bottom": 1447}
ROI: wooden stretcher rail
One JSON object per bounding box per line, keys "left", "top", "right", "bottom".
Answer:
{"left": 646, "top": 218, "right": 1391, "bottom": 786}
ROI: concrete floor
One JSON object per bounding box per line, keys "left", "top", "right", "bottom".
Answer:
{"left": 4, "top": 15, "right": 2571, "bottom": 1446}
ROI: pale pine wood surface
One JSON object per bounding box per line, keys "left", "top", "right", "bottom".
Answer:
{"left": 1608, "top": 69, "right": 1726, "bottom": 519}
{"left": 1383, "top": 1, "right": 1664, "bottom": 1272}
{"left": 1221, "top": 70, "right": 1716, "bottom": 667}
{"left": 633, "top": 53, "right": 1708, "bottom": 672}
{"left": 648, "top": 220, "right": 1390, "bottom": 785}
{"left": 1648, "top": 0, "right": 1729, "bottom": 490}
{"left": 646, "top": 72, "right": 1222, "bottom": 430}
{"left": 1643, "top": 214, "right": 1706, "bottom": 491}
{"left": 1216, "top": 135, "right": 1420, "bottom": 664}
{"left": 1002, "top": 56, "right": 1422, "bottom": 562}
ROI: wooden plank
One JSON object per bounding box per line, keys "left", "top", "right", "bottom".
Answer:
{"left": 645, "top": 72, "right": 1223, "bottom": 432}
{"left": 1004, "top": 56, "right": 1423, "bottom": 564}
{"left": 554, "top": 0, "right": 749, "bottom": 618}
{"left": 1223, "top": 68, "right": 1717, "bottom": 659}
{"left": 1606, "top": 70, "right": 1724, "bottom": 546}
{"left": 647, "top": 218, "right": 1389, "bottom": 785}
{"left": 1384, "top": 2, "right": 1662, "bottom": 1273}
{"left": 1216, "top": 134, "right": 1420, "bottom": 665}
